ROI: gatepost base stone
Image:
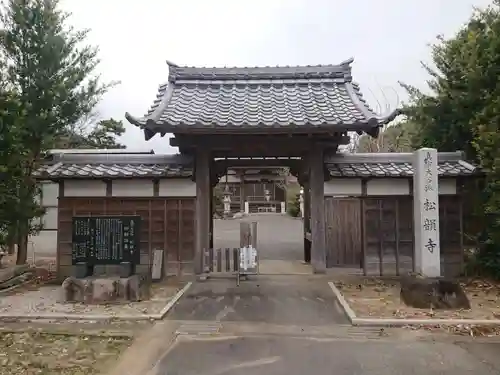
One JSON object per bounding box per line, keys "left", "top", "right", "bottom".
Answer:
{"left": 61, "top": 275, "right": 150, "bottom": 304}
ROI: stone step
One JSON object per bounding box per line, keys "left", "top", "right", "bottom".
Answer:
{"left": 176, "top": 322, "right": 222, "bottom": 336}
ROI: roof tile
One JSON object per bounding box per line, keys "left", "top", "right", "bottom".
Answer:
{"left": 125, "top": 60, "right": 400, "bottom": 134}
{"left": 34, "top": 163, "right": 192, "bottom": 179}
{"left": 33, "top": 151, "right": 193, "bottom": 179}
{"left": 327, "top": 161, "right": 476, "bottom": 178}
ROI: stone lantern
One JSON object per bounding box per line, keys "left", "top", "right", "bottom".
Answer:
{"left": 264, "top": 189, "right": 271, "bottom": 202}
{"left": 223, "top": 185, "right": 232, "bottom": 215}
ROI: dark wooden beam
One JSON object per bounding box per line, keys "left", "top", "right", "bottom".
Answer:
{"left": 211, "top": 150, "right": 313, "bottom": 158}
{"left": 309, "top": 147, "right": 326, "bottom": 273}
{"left": 303, "top": 181, "right": 311, "bottom": 263}
{"left": 214, "top": 158, "right": 301, "bottom": 169}
{"left": 170, "top": 134, "right": 350, "bottom": 152}
{"left": 210, "top": 183, "right": 214, "bottom": 250}
{"left": 195, "top": 147, "right": 211, "bottom": 274}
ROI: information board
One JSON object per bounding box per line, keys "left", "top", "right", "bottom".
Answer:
{"left": 72, "top": 216, "right": 141, "bottom": 265}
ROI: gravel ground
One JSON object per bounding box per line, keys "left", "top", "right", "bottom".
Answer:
{"left": 0, "top": 281, "right": 183, "bottom": 317}
{"left": 335, "top": 278, "right": 500, "bottom": 320}
{"left": 0, "top": 331, "right": 131, "bottom": 375}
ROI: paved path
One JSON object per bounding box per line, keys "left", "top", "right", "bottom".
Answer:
{"left": 157, "top": 335, "right": 500, "bottom": 375}
{"left": 155, "top": 276, "right": 500, "bottom": 375}
{"left": 214, "top": 214, "right": 304, "bottom": 261}
{"left": 167, "top": 276, "right": 347, "bottom": 325}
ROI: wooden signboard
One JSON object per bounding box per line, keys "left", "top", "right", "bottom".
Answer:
{"left": 72, "top": 216, "right": 141, "bottom": 266}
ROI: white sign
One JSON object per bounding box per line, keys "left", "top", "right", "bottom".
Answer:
{"left": 151, "top": 249, "right": 164, "bottom": 281}
{"left": 413, "top": 148, "right": 441, "bottom": 277}
{"left": 239, "top": 246, "right": 257, "bottom": 271}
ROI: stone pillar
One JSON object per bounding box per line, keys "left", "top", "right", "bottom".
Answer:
{"left": 280, "top": 201, "right": 286, "bottom": 214}
{"left": 413, "top": 148, "right": 440, "bottom": 277}
{"left": 244, "top": 201, "right": 250, "bottom": 214}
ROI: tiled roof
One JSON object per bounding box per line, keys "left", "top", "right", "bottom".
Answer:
{"left": 326, "top": 152, "right": 479, "bottom": 178}
{"left": 327, "top": 161, "right": 476, "bottom": 177}
{"left": 34, "top": 150, "right": 193, "bottom": 179}
{"left": 125, "top": 59, "right": 400, "bottom": 139}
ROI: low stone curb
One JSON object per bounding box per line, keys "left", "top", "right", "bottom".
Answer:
{"left": 0, "top": 326, "right": 136, "bottom": 338}
{"left": 0, "top": 281, "right": 192, "bottom": 322}
{"left": 328, "top": 281, "right": 500, "bottom": 327}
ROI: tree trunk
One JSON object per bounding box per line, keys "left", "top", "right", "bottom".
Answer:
{"left": 16, "top": 222, "right": 28, "bottom": 265}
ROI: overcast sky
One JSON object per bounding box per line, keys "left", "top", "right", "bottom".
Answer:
{"left": 60, "top": 0, "right": 493, "bottom": 153}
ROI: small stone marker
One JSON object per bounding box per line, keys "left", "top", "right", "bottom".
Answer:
{"left": 151, "top": 249, "right": 164, "bottom": 281}
{"left": 413, "top": 148, "right": 441, "bottom": 277}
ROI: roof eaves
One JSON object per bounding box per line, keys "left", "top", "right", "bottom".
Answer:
{"left": 46, "top": 149, "right": 155, "bottom": 156}
{"left": 130, "top": 120, "right": 378, "bottom": 135}
{"left": 325, "top": 151, "right": 468, "bottom": 164}
{"left": 458, "top": 159, "right": 477, "bottom": 172}
{"left": 125, "top": 84, "right": 175, "bottom": 139}
{"left": 344, "top": 82, "right": 402, "bottom": 134}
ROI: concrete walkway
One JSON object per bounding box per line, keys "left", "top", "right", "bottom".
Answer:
{"left": 156, "top": 335, "right": 500, "bottom": 375}
{"left": 167, "top": 276, "right": 348, "bottom": 325}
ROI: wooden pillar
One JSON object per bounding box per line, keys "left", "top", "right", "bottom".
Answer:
{"left": 209, "top": 182, "right": 214, "bottom": 250}
{"left": 309, "top": 147, "right": 326, "bottom": 273}
{"left": 195, "top": 147, "right": 211, "bottom": 275}
{"left": 239, "top": 173, "right": 245, "bottom": 213}
{"left": 303, "top": 181, "right": 311, "bottom": 263}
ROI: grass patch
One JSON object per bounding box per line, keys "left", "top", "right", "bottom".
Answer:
{"left": 0, "top": 331, "right": 132, "bottom": 375}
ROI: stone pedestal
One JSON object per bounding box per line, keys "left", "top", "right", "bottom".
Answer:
{"left": 62, "top": 275, "right": 150, "bottom": 304}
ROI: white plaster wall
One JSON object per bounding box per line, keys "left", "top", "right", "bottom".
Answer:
{"left": 28, "top": 231, "right": 57, "bottom": 257}
{"left": 324, "top": 178, "right": 458, "bottom": 196}
{"left": 64, "top": 180, "right": 106, "bottom": 197}
{"left": 42, "top": 207, "right": 58, "bottom": 230}
{"left": 223, "top": 175, "right": 241, "bottom": 183}
{"left": 367, "top": 179, "right": 410, "bottom": 196}
{"left": 159, "top": 179, "right": 196, "bottom": 197}
{"left": 439, "top": 179, "right": 457, "bottom": 195}
{"left": 324, "top": 178, "right": 362, "bottom": 196}
{"left": 112, "top": 180, "right": 153, "bottom": 197}
{"left": 41, "top": 182, "right": 59, "bottom": 206}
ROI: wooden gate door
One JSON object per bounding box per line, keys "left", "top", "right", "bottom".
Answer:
{"left": 325, "top": 198, "right": 362, "bottom": 267}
